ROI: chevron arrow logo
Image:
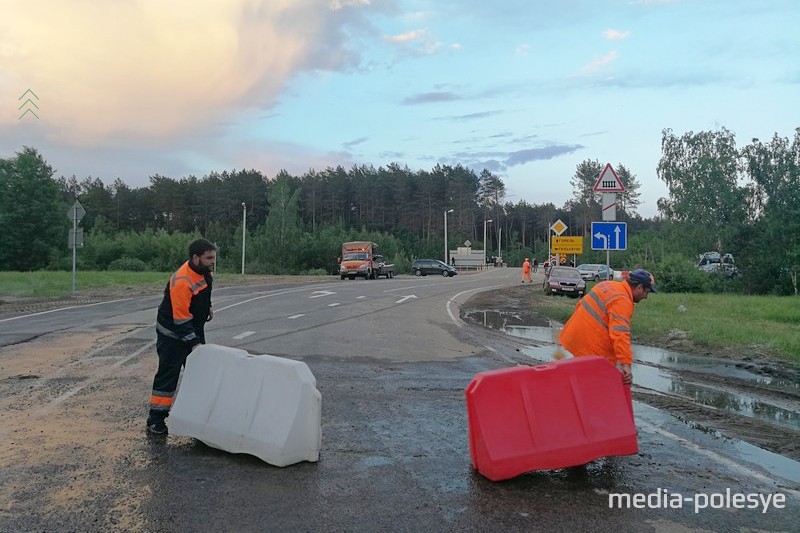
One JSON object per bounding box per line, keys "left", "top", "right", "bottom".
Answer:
{"left": 18, "top": 89, "right": 40, "bottom": 120}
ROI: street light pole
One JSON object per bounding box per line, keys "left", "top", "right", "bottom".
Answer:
{"left": 241, "top": 202, "right": 246, "bottom": 275}
{"left": 444, "top": 209, "right": 454, "bottom": 264}
{"left": 483, "top": 218, "right": 493, "bottom": 268}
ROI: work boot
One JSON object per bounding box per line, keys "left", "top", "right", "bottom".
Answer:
{"left": 146, "top": 414, "right": 168, "bottom": 435}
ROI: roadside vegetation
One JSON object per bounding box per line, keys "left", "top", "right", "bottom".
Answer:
{"left": 528, "top": 284, "right": 800, "bottom": 363}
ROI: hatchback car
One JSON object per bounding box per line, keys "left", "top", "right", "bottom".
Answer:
{"left": 411, "top": 259, "right": 457, "bottom": 277}
{"left": 576, "top": 263, "right": 614, "bottom": 282}
{"left": 544, "top": 266, "right": 586, "bottom": 297}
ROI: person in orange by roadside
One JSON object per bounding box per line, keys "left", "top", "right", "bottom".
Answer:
{"left": 558, "top": 269, "right": 656, "bottom": 385}
{"left": 521, "top": 257, "right": 532, "bottom": 284}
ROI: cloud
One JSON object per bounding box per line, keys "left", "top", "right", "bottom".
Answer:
{"left": 435, "top": 110, "right": 504, "bottom": 121}
{"left": 576, "top": 50, "right": 618, "bottom": 75}
{"left": 516, "top": 44, "right": 530, "bottom": 56}
{"left": 506, "top": 144, "right": 584, "bottom": 166}
{"left": 383, "top": 28, "right": 441, "bottom": 55}
{"left": 401, "top": 92, "right": 462, "bottom": 105}
{"left": 342, "top": 136, "right": 368, "bottom": 149}
{"left": 603, "top": 29, "right": 630, "bottom": 41}
{"left": 0, "top": 0, "right": 379, "bottom": 145}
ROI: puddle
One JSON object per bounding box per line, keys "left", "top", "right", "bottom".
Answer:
{"left": 504, "top": 324, "right": 800, "bottom": 432}
{"left": 464, "top": 310, "right": 527, "bottom": 330}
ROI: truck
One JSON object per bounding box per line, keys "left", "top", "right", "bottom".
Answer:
{"left": 339, "top": 241, "right": 395, "bottom": 280}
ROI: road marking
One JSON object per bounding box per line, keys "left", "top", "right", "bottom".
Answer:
{"left": 287, "top": 314, "right": 305, "bottom": 319}
{"left": 356, "top": 296, "right": 366, "bottom": 299}
{"left": 309, "top": 290, "right": 335, "bottom": 299}
{"left": 395, "top": 295, "right": 418, "bottom": 304}
{"left": 445, "top": 284, "right": 508, "bottom": 328}
{"left": 328, "top": 303, "right": 341, "bottom": 307}
{"left": 636, "top": 419, "right": 800, "bottom": 497}
{"left": 0, "top": 297, "right": 136, "bottom": 323}
{"left": 233, "top": 331, "right": 255, "bottom": 340}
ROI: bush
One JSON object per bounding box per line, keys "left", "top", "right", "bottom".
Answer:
{"left": 652, "top": 254, "right": 710, "bottom": 293}
{"left": 108, "top": 257, "right": 148, "bottom": 271}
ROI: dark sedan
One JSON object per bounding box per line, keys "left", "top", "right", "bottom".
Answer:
{"left": 411, "top": 259, "right": 457, "bottom": 277}
{"left": 543, "top": 266, "right": 586, "bottom": 297}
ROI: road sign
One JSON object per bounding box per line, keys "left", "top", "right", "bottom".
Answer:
{"left": 601, "top": 193, "right": 616, "bottom": 221}
{"left": 593, "top": 163, "right": 625, "bottom": 193}
{"left": 550, "top": 219, "right": 567, "bottom": 236}
{"left": 67, "top": 200, "right": 86, "bottom": 223}
{"left": 591, "top": 222, "right": 627, "bottom": 250}
{"left": 551, "top": 236, "right": 583, "bottom": 254}
{"left": 68, "top": 228, "right": 84, "bottom": 247}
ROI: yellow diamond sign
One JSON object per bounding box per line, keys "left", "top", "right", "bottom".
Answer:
{"left": 550, "top": 219, "right": 567, "bottom": 236}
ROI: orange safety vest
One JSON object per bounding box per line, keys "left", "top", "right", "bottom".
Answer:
{"left": 522, "top": 260, "right": 531, "bottom": 273}
{"left": 559, "top": 280, "right": 635, "bottom": 365}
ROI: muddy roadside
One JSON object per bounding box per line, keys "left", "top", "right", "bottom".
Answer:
{"left": 461, "top": 284, "right": 800, "bottom": 460}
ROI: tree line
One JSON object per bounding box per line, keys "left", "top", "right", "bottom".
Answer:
{"left": 1, "top": 126, "right": 798, "bottom": 294}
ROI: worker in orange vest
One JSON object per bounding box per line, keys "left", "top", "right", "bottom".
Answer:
{"left": 558, "top": 269, "right": 656, "bottom": 385}
{"left": 521, "top": 257, "right": 532, "bottom": 284}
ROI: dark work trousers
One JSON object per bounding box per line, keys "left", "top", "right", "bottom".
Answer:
{"left": 148, "top": 334, "right": 194, "bottom": 422}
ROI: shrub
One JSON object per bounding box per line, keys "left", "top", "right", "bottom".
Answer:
{"left": 108, "top": 257, "right": 148, "bottom": 271}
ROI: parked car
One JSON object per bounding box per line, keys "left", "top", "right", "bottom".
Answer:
{"left": 543, "top": 266, "right": 586, "bottom": 297}
{"left": 411, "top": 259, "right": 458, "bottom": 277}
{"left": 576, "top": 263, "right": 614, "bottom": 282}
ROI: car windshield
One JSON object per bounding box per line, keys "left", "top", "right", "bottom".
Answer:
{"left": 343, "top": 252, "right": 368, "bottom": 261}
{"left": 551, "top": 267, "right": 581, "bottom": 279}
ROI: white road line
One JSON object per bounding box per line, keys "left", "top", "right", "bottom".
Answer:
{"left": 233, "top": 331, "right": 255, "bottom": 340}
{"left": 287, "top": 314, "right": 305, "bottom": 319}
{"left": 309, "top": 290, "right": 336, "bottom": 298}
{"left": 356, "top": 296, "right": 366, "bottom": 299}
{"left": 395, "top": 295, "right": 418, "bottom": 304}
{"left": 445, "top": 284, "right": 508, "bottom": 328}
{"left": 0, "top": 297, "right": 136, "bottom": 323}
{"left": 636, "top": 420, "right": 800, "bottom": 497}
{"left": 328, "top": 303, "right": 341, "bottom": 307}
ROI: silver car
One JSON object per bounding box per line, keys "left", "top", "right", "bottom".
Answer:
{"left": 576, "top": 263, "right": 614, "bottom": 282}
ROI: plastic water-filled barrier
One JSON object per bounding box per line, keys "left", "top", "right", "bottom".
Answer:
{"left": 466, "top": 356, "right": 637, "bottom": 481}
{"left": 170, "top": 344, "right": 321, "bottom": 467}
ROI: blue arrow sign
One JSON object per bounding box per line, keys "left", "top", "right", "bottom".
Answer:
{"left": 591, "top": 222, "right": 627, "bottom": 250}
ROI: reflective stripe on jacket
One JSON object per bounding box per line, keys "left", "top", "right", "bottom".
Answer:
{"left": 559, "top": 280, "right": 634, "bottom": 365}
{"left": 156, "top": 261, "right": 212, "bottom": 346}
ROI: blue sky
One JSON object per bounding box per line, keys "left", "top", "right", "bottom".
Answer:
{"left": 2, "top": 0, "right": 798, "bottom": 217}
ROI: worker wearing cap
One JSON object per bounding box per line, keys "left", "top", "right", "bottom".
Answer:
{"left": 559, "top": 269, "right": 656, "bottom": 385}
{"left": 521, "top": 258, "right": 532, "bottom": 283}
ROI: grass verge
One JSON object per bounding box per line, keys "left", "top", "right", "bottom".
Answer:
{"left": 526, "top": 283, "right": 800, "bottom": 364}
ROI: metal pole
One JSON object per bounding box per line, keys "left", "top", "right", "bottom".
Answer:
{"left": 444, "top": 210, "right": 448, "bottom": 263}
{"left": 498, "top": 227, "right": 502, "bottom": 265}
{"left": 241, "top": 202, "right": 246, "bottom": 275}
{"left": 483, "top": 219, "right": 492, "bottom": 269}
{"left": 72, "top": 206, "right": 77, "bottom": 295}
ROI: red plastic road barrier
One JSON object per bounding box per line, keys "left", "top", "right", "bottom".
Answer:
{"left": 466, "top": 356, "right": 638, "bottom": 481}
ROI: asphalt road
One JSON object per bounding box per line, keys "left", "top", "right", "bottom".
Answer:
{"left": 1, "top": 269, "right": 798, "bottom": 532}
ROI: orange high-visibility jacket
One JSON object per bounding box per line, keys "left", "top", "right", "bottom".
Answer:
{"left": 522, "top": 260, "right": 531, "bottom": 273}
{"left": 559, "top": 280, "right": 634, "bottom": 366}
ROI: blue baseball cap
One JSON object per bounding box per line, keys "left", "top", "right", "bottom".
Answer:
{"left": 629, "top": 269, "right": 657, "bottom": 292}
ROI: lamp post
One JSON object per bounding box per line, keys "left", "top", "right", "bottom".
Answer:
{"left": 483, "top": 218, "right": 493, "bottom": 268}
{"left": 444, "top": 209, "right": 454, "bottom": 264}
{"left": 241, "top": 202, "right": 246, "bottom": 275}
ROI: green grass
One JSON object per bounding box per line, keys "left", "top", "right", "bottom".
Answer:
{"left": 527, "top": 283, "right": 800, "bottom": 363}
{"left": 0, "top": 271, "right": 169, "bottom": 298}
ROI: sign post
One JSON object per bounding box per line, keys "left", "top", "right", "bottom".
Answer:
{"left": 67, "top": 200, "right": 86, "bottom": 295}
{"left": 592, "top": 164, "right": 625, "bottom": 270}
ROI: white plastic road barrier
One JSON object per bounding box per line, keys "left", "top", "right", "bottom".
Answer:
{"left": 169, "top": 344, "right": 321, "bottom": 467}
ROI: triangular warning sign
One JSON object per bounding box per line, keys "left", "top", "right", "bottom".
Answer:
{"left": 592, "top": 163, "right": 625, "bottom": 192}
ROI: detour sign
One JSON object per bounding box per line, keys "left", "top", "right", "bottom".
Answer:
{"left": 550, "top": 236, "right": 583, "bottom": 254}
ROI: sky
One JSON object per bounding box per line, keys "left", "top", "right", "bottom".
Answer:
{"left": 2, "top": 0, "right": 798, "bottom": 218}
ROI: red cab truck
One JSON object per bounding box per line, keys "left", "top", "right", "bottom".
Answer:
{"left": 339, "top": 241, "right": 395, "bottom": 280}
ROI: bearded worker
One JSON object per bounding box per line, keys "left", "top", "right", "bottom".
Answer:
{"left": 146, "top": 238, "right": 216, "bottom": 435}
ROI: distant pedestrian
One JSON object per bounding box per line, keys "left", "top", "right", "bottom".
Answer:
{"left": 521, "top": 257, "right": 532, "bottom": 283}
{"left": 532, "top": 258, "right": 538, "bottom": 273}
{"left": 146, "top": 238, "right": 216, "bottom": 435}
